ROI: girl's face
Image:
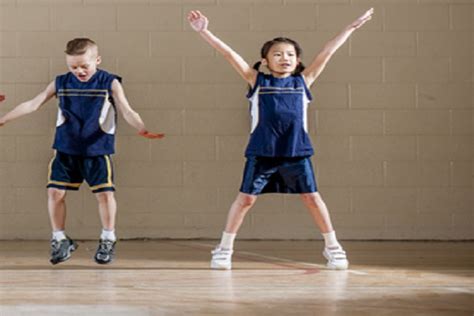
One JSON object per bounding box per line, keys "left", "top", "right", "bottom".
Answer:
{"left": 262, "top": 42, "right": 300, "bottom": 77}
{"left": 66, "top": 47, "right": 101, "bottom": 82}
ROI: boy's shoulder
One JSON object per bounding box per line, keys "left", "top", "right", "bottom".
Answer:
{"left": 56, "top": 69, "right": 121, "bottom": 86}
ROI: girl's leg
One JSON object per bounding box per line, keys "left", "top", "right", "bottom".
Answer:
{"left": 224, "top": 192, "right": 258, "bottom": 233}
{"left": 301, "top": 192, "right": 348, "bottom": 269}
{"left": 300, "top": 192, "right": 334, "bottom": 234}
{"left": 212, "top": 193, "right": 257, "bottom": 270}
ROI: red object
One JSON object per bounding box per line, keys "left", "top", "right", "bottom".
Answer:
{"left": 138, "top": 130, "right": 165, "bottom": 139}
{"left": 0, "top": 95, "right": 5, "bottom": 102}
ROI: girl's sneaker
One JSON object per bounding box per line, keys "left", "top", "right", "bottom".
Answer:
{"left": 210, "top": 247, "right": 233, "bottom": 270}
{"left": 50, "top": 237, "right": 78, "bottom": 265}
{"left": 323, "top": 245, "right": 349, "bottom": 270}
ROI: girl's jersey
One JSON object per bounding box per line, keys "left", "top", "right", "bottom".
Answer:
{"left": 244, "top": 72, "right": 314, "bottom": 157}
{"left": 53, "top": 69, "right": 120, "bottom": 157}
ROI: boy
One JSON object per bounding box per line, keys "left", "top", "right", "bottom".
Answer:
{"left": 0, "top": 38, "right": 164, "bottom": 265}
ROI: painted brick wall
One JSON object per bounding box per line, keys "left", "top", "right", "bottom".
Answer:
{"left": 0, "top": 0, "right": 472, "bottom": 240}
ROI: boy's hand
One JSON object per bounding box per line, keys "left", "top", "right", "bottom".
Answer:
{"left": 350, "top": 8, "right": 374, "bottom": 30}
{"left": 138, "top": 129, "right": 165, "bottom": 139}
{"left": 187, "top": 10, "right": 209, "bottom": 32}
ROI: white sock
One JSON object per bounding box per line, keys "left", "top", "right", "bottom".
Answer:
{"left": 219, "top": 231, "right": 236, "bottom": 250}
{"left": 52, "top": 230, "right": 67, "bottom": 241}
{"left": 101, "top": 229, "right": 116, "bottom": 242}
{"left": 322, "top": 231, "right": 340, "bottom": 248}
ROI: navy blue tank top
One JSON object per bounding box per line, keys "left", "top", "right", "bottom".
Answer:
{"left": 244, "top": 72, "right": 314, "bottom": 157}
{"left": 53, "top": 69, "right": 120, "bottom": 156}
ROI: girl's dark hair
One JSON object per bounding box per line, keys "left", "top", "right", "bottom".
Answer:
{"left": 253, "top": 37, "right": 305, "bottom": 75}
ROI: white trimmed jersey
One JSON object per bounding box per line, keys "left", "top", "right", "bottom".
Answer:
{"left": 245, "top": 72, "right": 314, "bottom": 157}
{"left": 53, "top": 69, "right": 120, "bottom": 156}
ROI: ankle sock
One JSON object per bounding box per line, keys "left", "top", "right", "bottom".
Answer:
{"left": 52, "top": 230, "right": 67, "bottom": 241}
{"left": 101, "top": 229, "right": 116, "bottom": 242}
{"left": 322, "top": 231, "right": 340, "bottom": 248}
{"left": 219, "top": 231, "right": 236, "bottom": 250}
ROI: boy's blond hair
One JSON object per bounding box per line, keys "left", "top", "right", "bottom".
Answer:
{"left": 65, "top": 38, "right": 98, "bottom": 56}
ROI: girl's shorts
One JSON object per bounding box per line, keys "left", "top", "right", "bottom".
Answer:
{"left": 239, "top": 156, "right": 318, "bottom": 195}
{"left": 47, "top": 151, "right": 115, "bottom": 193}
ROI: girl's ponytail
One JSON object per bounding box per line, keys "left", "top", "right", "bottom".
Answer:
{"left": 253, "top": 61, "right": 261, "bottom": 72}
{"left": 294, "top": 62, "right": 305, "bottom": 75}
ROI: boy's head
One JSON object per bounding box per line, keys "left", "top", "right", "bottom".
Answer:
{"left": 65, "top": 38, "right": 101, "bottom": 82}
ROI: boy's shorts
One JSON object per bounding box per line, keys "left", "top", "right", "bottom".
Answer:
{"left": 239, "top": 156, "right": 318, "bottom": 195}
{"left": 47, "top": 151, "right": 115, "bottom": 193}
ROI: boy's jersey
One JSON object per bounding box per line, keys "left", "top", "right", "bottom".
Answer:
{"left": 244, "top": 72, "right": 314, "bottom": 157}
{"left": 53, "top": 69, "right": 120, "bottom": 156}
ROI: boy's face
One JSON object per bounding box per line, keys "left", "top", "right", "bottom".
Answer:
{"left": 66, "top": 47, "right": 101, "bottom": 82}
{"left": 262, "top": 43, "right": 300, "bottom": 77}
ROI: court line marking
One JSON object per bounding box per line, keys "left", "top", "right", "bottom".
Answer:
{"left": 189, "top": 241, "right": 368, "bottom": 275}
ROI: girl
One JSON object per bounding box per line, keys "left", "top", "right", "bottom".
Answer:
{"left": 188, "top": 8, "right": 374, "bottom": 270}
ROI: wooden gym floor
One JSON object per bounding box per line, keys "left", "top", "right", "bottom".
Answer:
{"left": 0, "top": 240, "right": 472, "bottom": 316}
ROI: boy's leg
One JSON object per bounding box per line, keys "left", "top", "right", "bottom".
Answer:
{"left": 95, "top": 191, "right": 117, "bottom": 231}
{"left": 47, "top": 188, "right": 68, "bottom": 231}
{"left": 94, "top": 191, "right": 117, "bottom": 264}
{"left": 211, "top": 192, "right": 257, "bottom": 270}
{"left": 47, "top": 188, "right": 78, "bottom": 265}
{"left": 46, "top": 152, "right": 82, "bottom": 265}
{"left": 301, "top": 192, "right": 348, "bottom": 270}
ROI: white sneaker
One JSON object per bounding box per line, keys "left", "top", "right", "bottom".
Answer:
{"left": 323, "top": 245, "right": 349, "bottom": 270}
{"left": 211, "top": 247, "right": 233, "bottom": 270}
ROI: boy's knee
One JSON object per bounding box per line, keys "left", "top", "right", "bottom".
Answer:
{"left": 47, "top": 188, "right": 66, "bottom": 203}
{"left": 95, "top": 191, "right": 115, "bottom": 204}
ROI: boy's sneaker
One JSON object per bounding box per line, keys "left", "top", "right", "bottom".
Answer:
{"left": 210, "top": 247, "right": 233, "bottom": 270}
{"left": 323, "top": 245, "right": 349, "bottom": 270}
{"left": 94, "top": 239, "right": 116, "bottom": 264}
{"left": 50, "top": 237, "right": 78, "bottom": 265}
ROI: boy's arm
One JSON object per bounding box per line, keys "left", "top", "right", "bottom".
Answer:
{"left": 303, "top": 8, "right": 374, "bottom": 87}
{"left": 188, "top": 10, "right": 258, "bottom": 87}
{"left": 0, "top": 81, "right": 56, "bottom": 127}
{"left": 111, "top": 79, "right": 164, "bottom": 139}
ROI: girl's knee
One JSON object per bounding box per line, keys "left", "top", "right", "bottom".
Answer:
{"left": 236, "top": 193, "right": 257, "bottom": 208}
{"left": 301, "top": 192, "right": 324, "bottom": 208}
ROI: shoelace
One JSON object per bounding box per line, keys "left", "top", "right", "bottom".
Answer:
{"left": 51, "top": 240, "right": 61, "bottom": 251}
{"left": 99, "top": 240, "right": 114, "bottom": 252}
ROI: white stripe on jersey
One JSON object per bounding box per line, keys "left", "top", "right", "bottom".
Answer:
{"left": 249, "top": 86, "right": 260, "bottom": 134}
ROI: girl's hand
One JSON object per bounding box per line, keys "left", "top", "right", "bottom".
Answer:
{"left": 350, "top": 8, "right": 374, "bottom": 30}
{"left": 187, "top": 10, "right": 209, "bottom": 32}
{"left": 138, "top": 129, "right": 165, "bottom": 139}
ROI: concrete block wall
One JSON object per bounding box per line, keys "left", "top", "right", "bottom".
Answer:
{"left": 0, "top": 0, "right": 472, "bottom": 240}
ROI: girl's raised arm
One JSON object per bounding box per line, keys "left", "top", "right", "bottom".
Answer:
{"left": 303, "top": 8, "right": 374, "bottom": 87}
{"left": 188, "top": 10, "right": 257, "bottom": 87}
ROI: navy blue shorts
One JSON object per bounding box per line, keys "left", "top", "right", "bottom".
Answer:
{"left": 240, "top": 156, "right": 318, "bottom": 195}
{"left": 47, "top": 151, "right": 115, "bottom": 193}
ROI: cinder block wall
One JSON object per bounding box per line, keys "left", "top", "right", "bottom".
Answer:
{"left": 0, "top": 0, "right": 472, "bottom": 240}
